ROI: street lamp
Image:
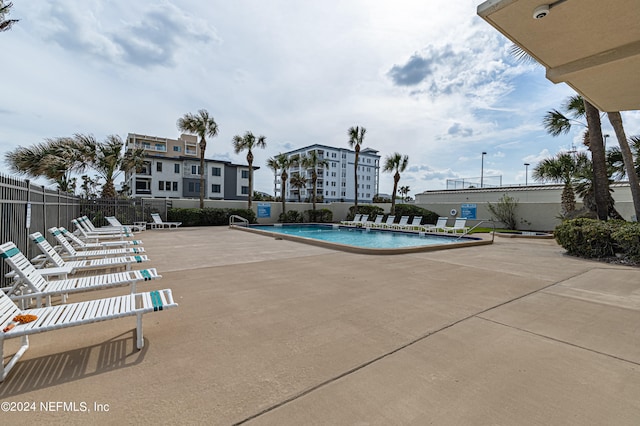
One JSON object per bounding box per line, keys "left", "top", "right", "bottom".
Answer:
{"left": 524, "top": 163, "right": 530, "bottom": 186}
{"left": 480, "top": 152, "right": 487, "bottom": 188}
{"left": 603, "top": 134, "right": 610, "bottom": 147}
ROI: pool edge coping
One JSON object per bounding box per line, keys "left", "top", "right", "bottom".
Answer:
{"left": 230, "top": 224, "right": 493, "bottom": 255}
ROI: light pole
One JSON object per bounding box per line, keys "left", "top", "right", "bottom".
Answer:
{"left": 603, "top": 134, "right": 610, "bottom": 148}
{"left": 480, "top": 152, "right": 487, "bottom": 188}
{"left": 524, "top": 163, "right": 530, "bottom": 186}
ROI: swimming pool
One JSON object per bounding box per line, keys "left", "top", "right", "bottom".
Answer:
{"left": 234, "top": 224, "right": 490, "bottom": 254}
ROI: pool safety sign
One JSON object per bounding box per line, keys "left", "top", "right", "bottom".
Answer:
{"left": 257, "top": 203, "right": 271, "bottom": 218}
{"left": 460, "top": 203, "right": 477, "bottom": 220}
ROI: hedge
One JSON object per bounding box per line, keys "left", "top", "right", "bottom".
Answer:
{"left": 554, "top": 218, "right": 640, "bottom": 261}
{"left": 167, "top": 208, "right": 256, "bottom": 226}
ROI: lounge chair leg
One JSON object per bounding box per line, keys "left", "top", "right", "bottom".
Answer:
{"left": 136, "top": 313, "right": 144, "bottom": 350}
{"left": 1, "top": 336, "right": 29, "bottom": 383}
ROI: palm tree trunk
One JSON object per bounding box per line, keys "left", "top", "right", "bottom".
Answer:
{"left": 199, "top": 139, "right": 206, "bottom": 209}
{"left": 281, "top": 175, "right": 287, "bottom": 220}
{"left": 608, "top": 112, "right": 640, "bottom": 220}
{"left": 583, "top": 99, "right": 609, "bottom": 220}
{"left": 354, "top": 148, "right": 359, "bottom": 214}
{"left": 247, "top": 151, "right": 254, "bottom": 209}
{"left": 312, "top": 175, "right": 317, "bottom": 211}
{"left": 390, "top": 174, "right": 400, "bottom": 215}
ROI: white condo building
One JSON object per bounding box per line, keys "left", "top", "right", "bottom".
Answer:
{"left": 278, "top": 144, "right": 380, "bottom": 203}
{"left": 123, "top": 133, "right": 252, "bottom": 200}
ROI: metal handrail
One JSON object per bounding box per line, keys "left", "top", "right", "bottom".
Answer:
{"left": 457, "top": 219, "right": 496, "bottom": 242}
{"left": 229, "top": 215, "right": 249, "bottom": 227}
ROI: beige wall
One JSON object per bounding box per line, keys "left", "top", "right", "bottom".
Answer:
{"left": 164, "top": 182, "right": 636, "bottom": 230}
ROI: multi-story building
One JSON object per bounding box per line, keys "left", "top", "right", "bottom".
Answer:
{"left": 278, "top": 144, "right": 380, "bottom": 203}
{"left": 123, "top": 133, "right": 253, "bottom": 200}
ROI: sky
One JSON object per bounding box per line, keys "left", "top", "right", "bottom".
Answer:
{"left": 2, "top": 0, "right": 639, "bottom": 198}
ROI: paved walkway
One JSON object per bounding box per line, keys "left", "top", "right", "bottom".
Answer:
{"left": 2, "top": 227, "right": 639, "bottom": 425}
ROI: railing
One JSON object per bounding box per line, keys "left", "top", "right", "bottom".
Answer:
{"left": 457, "top": 219, "right": 496, "bottom": 242}
{"left": 229, "top": 215, "right": 249, "bottom": 227}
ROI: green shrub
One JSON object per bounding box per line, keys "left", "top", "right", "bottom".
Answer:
{"left": 306, "top": 209, "right": 333, "bottom": 223}
{"left": 487, "top": 194, "right": 519, "bottom": 230}
{"left": 168, "top": 208, "right": 256, "bottom": 226}
{"left": 611, "top": 222, "right": 640, "bottom": 261}
{"left": 346, "top": 205, "right": 385, "bottom": 221}
{"left": 279, "top": 210, "right": 304, "bottom": 223}
{"left": 554, "top": 218, "right": 619, "bottom": 258}
{"left": 393, "top": 204, "right": 439, "bottom": 225}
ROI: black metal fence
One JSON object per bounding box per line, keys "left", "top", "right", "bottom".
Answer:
{"left": 0, "top": 174, "right": 174, "bottom": 288}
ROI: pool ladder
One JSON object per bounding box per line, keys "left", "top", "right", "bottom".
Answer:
{"left": 229, "top": 215, "right": 249, "bottom": 227}
{"left": 456, "top": 219, "right": 496, "bottom": 242}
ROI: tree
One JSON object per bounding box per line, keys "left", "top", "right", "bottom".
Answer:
{"left": 347, "top": 126, "right": 366, "bottom": 214}
{"left": 266, "top": 156, "right": 280, "bottom": 198}
{"left": 275, "top": 153, "right": 296, "bottom": 219}
{"left": 232, "top": 131, "right": 266, "bottom": 209}
{"left": 383, "top": 152, "right": 409, "bottom": 215}
{"left": 607, "top": 113, "right": 640, "bottom": 220}
{"left": 177, "top": 109, "right": 219, "bottom": 209}
{"left": 84, "top": 134, "right": 146, "bottom": 198}
{"left": 532, "top": 152, "right": 587, "bottom": 216}
{"left": 0, "top": 1, "right": 18, "bottom": 32}
{"left": 399, "top": 185, "right": 410, "bottom": 202}
{"left": 300, "top": 150, "right": 329, "bottom": 211}
{"left": 5, "top": 136, "right": 94, "bottom": 192}
{"left": 289, "top": 173, "right": 307, "bottom": 202}
{"left": 542, "top": 95, "right": 610, "bottom": 219}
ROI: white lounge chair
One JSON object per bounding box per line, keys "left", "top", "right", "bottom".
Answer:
{"left": 150, "top": 213, "right": 181, "bottom": 229}
{"left": 364, "top": 215, "right": 384, "bottom": 227}
{"left": 421, "top": 217, "right": 449, "bottom": 233}
{"left": 0, "top": 241, "right": 161, "bottom": 307}
{"left": 0, "top": 282, "right": 176, "bottom": 381}
{"left": 30, "top": 233, "right": 148, "bottom": 273}
{"left": 443, "top": 218, "right": 469, "bottom": 234}
{"left": 78, "top": 216, "right": 131, "bottom": 235}
{"left": 379, "top": 215, "right": 396, "bottom": 229}
{"left": 72, "top": 219, "right": 134, "bottom": 241}
{"left": 391, "top": 216, "right": 410, "bottom": 230}
{"left": 340, "top": 214, "right": 361, "bottom": 225}
{"left": 49, "top": 227, "right": 145, "bottom": 259}
{"left": 405, "top": 216, "right": 423, "bottom": 231}
{"left": 59, "top": 227, "right": 143, "bottom": 248}
{"left": 106, "top": 216, "right": 146, "bottom": 232}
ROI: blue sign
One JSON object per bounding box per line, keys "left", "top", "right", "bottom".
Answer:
{"left": 460, "top": 203, "right": 477, "bottom": 220}
{"left": 257, "top": 203, "right": 271, "bottom": 218}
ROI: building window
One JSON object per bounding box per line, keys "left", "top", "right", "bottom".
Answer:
{"left": 166, "top": 181, "right": 171, "bottom": 190}
{"left": 212, "top": 167, "right": 221, "bottom": 176}
{"left": 158, "top": 181, "right": 164, "bottom": 190}
{"left": 173, "top": 146, "right": 181, "bottom": 152}
{"left": 241, "top": 170, "right": 249, "bottom": 179}
{"left": 241, "top": 186, "right": 249, "bottom": 195}
{"left": 211, "top": 184, "right": 221, "bottom": 193}
{"left": 188, "top": 182, "right": 201, "bottom": 193}
{"left": 174, "top": 164, "right": 180, "bottom": 173}
{"left": 157, "top": 162, "right": 163, "bottom": 172}
{"left": 172, "top": 182, "right": 178, "bottom": 191}
{"left": 191, "top": 165, "right": 201, "bottom": 175}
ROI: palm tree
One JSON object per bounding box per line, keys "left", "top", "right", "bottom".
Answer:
{"left": 542, "top": 95, "right": 610, "bottom": 219}
{"left": 275, "top": 153, "right": 296, "bottom": 219}
{"left": 383, "top": 152, "right": 409, "bottom": 215}
{"left": 266, "top": 156, "right": 280, "bottom": 199}
{"left": 399, "top": 185, "right": 410, "bottom": 202}
{"left": 608, "top": 136, "right": 640, "bottom": 180}
{"left": 300, "top": 150, "right": 329, "bottom": 211}
{"left": 607, "top": 113, "right": 640, "bottom": 220}
{"left": 0, "top": 1, "right": 18, "bottom": 32}
{"left": 5, "top": 136, "right": 94, "bottom": 192}
{"left": 533, "top": 152, "right": 588, "bottom": 216}
{"left": 86, "top": 134, "right": 145, "bottom": 198}
{"left": 232, "top": 131, "right": 266, "bottom": 209}
{"left": 289, "top": 173, "right": 307, "bottom": 202}
{"left": 347, "top": 126, "right": 366, "bottom": 214}
{"left": 177, "top": 109, "right": 219, "bottom": 208}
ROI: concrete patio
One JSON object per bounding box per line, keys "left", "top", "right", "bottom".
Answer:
{"left": 2, "top": 226, "right": 639, "bottom": 425}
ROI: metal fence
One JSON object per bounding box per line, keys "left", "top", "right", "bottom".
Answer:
{"left": 0, "top": 174, "right": 175, "bottom": 288}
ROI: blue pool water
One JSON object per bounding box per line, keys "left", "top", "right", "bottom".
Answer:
{"left": 249, "top": 224, "right": 467, "bottom": 249}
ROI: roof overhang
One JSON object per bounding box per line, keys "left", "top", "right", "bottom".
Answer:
{"left": 477, "top": 0, "right": 640, "bottom": 112}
